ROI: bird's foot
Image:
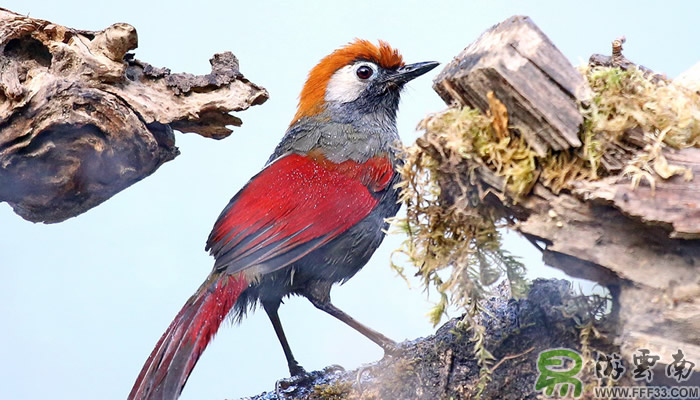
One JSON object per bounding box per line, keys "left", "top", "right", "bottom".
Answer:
{"left": 275, "top": 368, "right": 312, "bottom": 399}
{"left": 288, "top": 361, "right": 308, "bottom": 378}
{"left": 275, "top": 364, "right": 344, "bottom": 398}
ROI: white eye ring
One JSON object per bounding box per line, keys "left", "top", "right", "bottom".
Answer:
{"left": 325, "top": 62, "right": 378, "bottom": 103}
{"left": 354, "top": 62, "right": 378, "bottom": 81}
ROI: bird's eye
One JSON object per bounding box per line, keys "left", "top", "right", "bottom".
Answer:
{"left": 356, "top": 65, "right": 374, "bottom": 80}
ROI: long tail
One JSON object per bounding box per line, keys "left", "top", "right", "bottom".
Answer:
{"left": 128, "top": 272, "right": 248, "bottom": 400}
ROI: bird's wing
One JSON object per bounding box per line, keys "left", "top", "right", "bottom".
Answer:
{"left": 205, "top": 152, "right": 393, "bottom": 275}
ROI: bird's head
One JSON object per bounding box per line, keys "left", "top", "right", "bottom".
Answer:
{"left": 291, "top": 39, "right": 438, "bottom": 126}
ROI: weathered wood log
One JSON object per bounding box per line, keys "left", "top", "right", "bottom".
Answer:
{"left": 0, "top": 8, "right": 268, "bottom": 223}
{"left": 574, "top": 147, "right": 700, "bottom": 239}
{"left": 243, "top": 280, "right": 622, "bottom": 400}
{"left": 433, "top": 15, "right": 591, "bottom": 157}
{"left": 427, "top": 15, "right": 700, "bottom": 383}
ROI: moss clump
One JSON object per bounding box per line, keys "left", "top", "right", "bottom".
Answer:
{"left": 309, "top": 381, "right": 352, "bottom": 400}
{"left": 584, "top": 66, "right": 700, "bottom": 150}
{"left": 403, "top": 67, "right": 699, "bottom": 207}
{"left": 391, "top": 103, "right": 528, "bottom": 391}
{"left": 391, "top": 103, "right": 530, "bottom": 331}
{"left": 392, "top": 64, "right": 699, "bottom": 367}
{"left": 581, "top": 66, "right": 698, "bottom": 189}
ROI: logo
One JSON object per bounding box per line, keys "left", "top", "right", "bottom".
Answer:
{"left": 535, "top": 348, "right": 698, "bottom": 399}
{"left": 535, "top": 348, "right": 583, "bottom": 398}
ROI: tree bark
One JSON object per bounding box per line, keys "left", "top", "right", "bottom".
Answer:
{"left": 0, "top": 8, "right": 268, "bottom": 223}
{"left": 431, "top": 15, "right": 700, "bottom": 374}
{"left": 241, "top": 280, "right": 621, "bottom": 400}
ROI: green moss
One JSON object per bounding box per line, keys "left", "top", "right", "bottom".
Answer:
{"left": 580, "top": 66, "right": 698, "bottom": 188}
{"left": 394, "top": 65, "right": 699, "bottom": 325}
{"left": 392, "top": 65, "right": 699, "bottom": 396}
{"left": 309, "top": 381, "right": 352, "bottom": 400}
{"left": 584, "top": 66, "right": 699, "bottom": 150}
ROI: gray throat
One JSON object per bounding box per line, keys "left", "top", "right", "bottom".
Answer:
{"left": 268, "top": 106, "right": 402, "bottom": 165}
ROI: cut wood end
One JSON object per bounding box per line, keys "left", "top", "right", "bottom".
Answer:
{"left": 432, "top": 14, "right": 589, "bottom": 155}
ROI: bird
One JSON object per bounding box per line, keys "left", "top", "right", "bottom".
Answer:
{"left": 128, "top": 39, "right": 438, "bottom": 400}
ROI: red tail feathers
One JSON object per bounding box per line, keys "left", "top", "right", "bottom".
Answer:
{"left": 128, "top": 273, "right": 248, "bottom": 400}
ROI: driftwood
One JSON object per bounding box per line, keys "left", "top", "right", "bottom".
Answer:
{"left": 431, "top": 15, "right": 700, "bottom": 381}
{"left": 0, "top": 8, "right": 268, "bottom": 223}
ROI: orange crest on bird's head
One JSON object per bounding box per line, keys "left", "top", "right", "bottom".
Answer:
{"left": 292, "top": 39, "right": 405, "bottom": 125}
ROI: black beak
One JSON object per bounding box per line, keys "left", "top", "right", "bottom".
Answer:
{"left": 387, "top": 61, "right": 440, "bottom": 84}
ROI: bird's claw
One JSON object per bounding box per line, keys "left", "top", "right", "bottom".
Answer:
{"left": 274, "top": 364, "right": 314, "bottom": 399}
{"left": 355, "top": 364, "right": 376, "bottom": 393}
{"left": 289, "top": 363, "right": 308, "bottom": 378}
{"left": 323, "top": 364, "right": 345, "bottom": 374}
{"left": 275, "top": 370, "right": 312, "bottom": 399}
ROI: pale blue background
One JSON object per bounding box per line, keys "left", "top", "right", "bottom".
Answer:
{"left": 1, "top": 1, "right": 697, "bottom": 399}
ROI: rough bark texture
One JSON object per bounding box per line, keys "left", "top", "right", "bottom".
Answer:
{"left": 433, "top": 15, "right": 591, "bottom": 157}
{"left": 0, "top": 8, "right": 268, "bottom": 223}
{"left": 431, "top": 14, "right": 700, "bottom": 385}
{"left": 240, "top": 280, "right": 621, "bottom": 400}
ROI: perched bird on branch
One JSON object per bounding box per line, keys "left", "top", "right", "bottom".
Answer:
{"left": 128, "top": 39, "right": 438, "bottom": 400}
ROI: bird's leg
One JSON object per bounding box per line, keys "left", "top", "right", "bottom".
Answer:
{"left": 262, "top": 300, "right": 306, "bottom": 377}
{"left": 312, "top": 300, "right": 398, "bottom": 352}
{"left": 303, "top": 285, "right": 399, "bottom": 354}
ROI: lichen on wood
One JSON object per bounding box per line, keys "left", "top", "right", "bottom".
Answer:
{"left": 0, "top": 8, "right": 268, "bottom": 223}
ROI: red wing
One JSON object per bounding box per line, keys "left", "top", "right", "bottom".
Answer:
{"left": 205, "top": 153, "right": 384, "bottom": 275}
